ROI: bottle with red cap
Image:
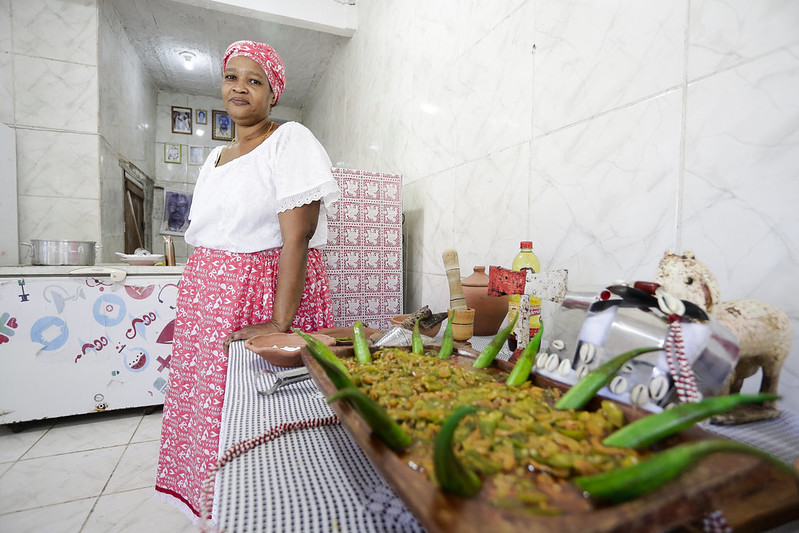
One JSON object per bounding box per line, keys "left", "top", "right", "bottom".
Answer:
{"left": 507, "top": 241, "right": 541, "bottom": 352}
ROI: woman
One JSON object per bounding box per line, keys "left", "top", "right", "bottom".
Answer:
{"left": 155, "top": 40, "right": 340, "bottom": 519}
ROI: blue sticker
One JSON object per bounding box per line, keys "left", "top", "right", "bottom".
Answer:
{"left": 92, "top": 294, "right": 126, "bottom": 327}
{"left": 153, "top": 377, "right": 168, "bottom": 394}
{"left": 30, "top": 316, "right": 69, "bottom": 351}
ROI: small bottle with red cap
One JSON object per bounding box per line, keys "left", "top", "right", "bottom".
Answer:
{"left": 507, "top": 241, "right": 541, "bottom": 352}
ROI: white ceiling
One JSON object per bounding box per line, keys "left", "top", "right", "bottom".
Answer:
{"left": 109, "top": 0, "right": 349, "bottom": 110}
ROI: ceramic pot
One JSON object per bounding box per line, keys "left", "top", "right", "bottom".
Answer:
{"left": 462, "top": 266, "right": 509, "bottom": 336}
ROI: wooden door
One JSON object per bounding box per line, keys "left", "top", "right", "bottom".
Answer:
{"left": 124, "top": 178, "right": 145, "bottom": 253}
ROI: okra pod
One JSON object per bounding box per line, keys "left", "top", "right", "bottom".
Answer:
{"left": 412, "top": 317, "right": 424, "bottom": 355}
{"left": 328, "top": 386, "right": 413, "bottom": 451}
{"left": 554, "top": 346, "right": 662, "bottom": 411}
{"left": 603, "top": 393, "right": 779, "bottom": 449}
{"left": 473, "top": 315, "right": 517, "bottom": 368}
{"left": 505, "top": 323, "right": 544, "bottom": 386}
{"left": 293, "top": 328, "right": 352, "bottom": 389}
{"left": 434, "top": 405, "right": 482, "bottom": 498}
{"left": 574, "top": 439, "right": 797, "bottom": 503}
{"left": 352, "top": 320, "right": 372, "bottom": 363}
{"left": 437, "top": 315, "right": 454, "bottom": 359}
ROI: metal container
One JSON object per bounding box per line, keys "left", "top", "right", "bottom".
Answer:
{"left": 539, "top": 287, "right": 739, "bottom": 413}
{"left": 21, "top": 239, "right": 97, "bottom": 266}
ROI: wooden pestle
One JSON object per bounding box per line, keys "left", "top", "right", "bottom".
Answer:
{"left": 442, "top": 249, "right": 468, "bottom": 310}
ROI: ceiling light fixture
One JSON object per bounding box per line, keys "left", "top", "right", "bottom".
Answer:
{"left": 180, "top": 51, "right": 196, "bottom": 71}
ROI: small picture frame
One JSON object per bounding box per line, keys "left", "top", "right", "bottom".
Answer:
{"left": 161, "top": 189, "right": 192, "bottom": 235}
{"left": 212, "top": 109, "right": 235, "bottom": 141}
{"left": 188, "top": 146, "right": 204, "bottom": 165}
{"left": 164, "top": 143, "right": 181, "bottom": 164}
{"left": 171, "top": 106, "right": 192, "bottom": 134}
{"left": 196, "top": 109, "right": 207, "bottom": 125}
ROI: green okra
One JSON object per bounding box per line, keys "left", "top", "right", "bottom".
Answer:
{"left": 434, "top": 405, "right": 482, "bottom": 498}
{"left": 473, "top": 315, "right": 517, "bottom": 368}
{"left": 412, "top": 317, "right": 424, "bottom": 355}
{"left": 293, "top": 328, "right": 352, "bottom": 389}
{"left": 328, "top": 387, "right": 412, "bottom": 451}
{"left": 574, "top": 439, "right": 797, "bottom": 503}
{"left": 505, "top": 322, "right": 544, "bottom": 386}
{"left": 352, "top": 320, "right": 372, "bottom": 363}
{"left": 603, "top": 393, "right": 780, "bottom": 449}
{"left": 437, "top": 315, "right": 454, "bottom": 359}
{"left": 554, "top": 346, "right": 662, "bottom": 411}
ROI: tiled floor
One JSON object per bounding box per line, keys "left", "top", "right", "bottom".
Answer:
{"left": 0, "top": 407, "right": 196, "bottom": 533}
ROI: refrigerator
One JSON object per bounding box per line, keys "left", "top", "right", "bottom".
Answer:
{"left": 0, "top": 265, "right": 183, "bottom": 425}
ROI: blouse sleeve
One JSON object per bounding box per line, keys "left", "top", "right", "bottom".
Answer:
{"left": 271, "top": 122, "right": 340, "bottom": 213}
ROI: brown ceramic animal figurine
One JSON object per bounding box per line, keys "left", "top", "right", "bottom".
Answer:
{"left": 653, "top": 250, "right": 792, "bottom": 424}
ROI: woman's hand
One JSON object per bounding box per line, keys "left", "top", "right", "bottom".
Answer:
{"left": 223, "top": 320, "right": 283, "bottom": 353}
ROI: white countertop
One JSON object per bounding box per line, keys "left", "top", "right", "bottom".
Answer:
{"left": 0, "top": 263, "right": 184, "bottom": 278}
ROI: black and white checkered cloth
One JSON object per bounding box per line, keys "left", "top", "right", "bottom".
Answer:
{"left": 214, "top": 338, "right": 798, "bottom": 532}
{"left": 214, "top": 341, "right": 424, "bottom": 533}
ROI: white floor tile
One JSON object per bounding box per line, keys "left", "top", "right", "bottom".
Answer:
{"left": 24, "top": 411, "right": 142, "bottom": 459}
{"left": 82, "top": 487, "right": 196, "bottom": 533}
{"left": 0, "top": 497, "right": 95, "bottom": 533}
{"left": 0, "top": 421, "right": 51, "bottom": 463}
{"left": 0, "top": 447, "right": 123, "bottom": 513}
{"left": 105, "top": 440, "right": 159, "bottom": 493}
{"left": 131, "top": 408, "right": 163, "bottom": 443}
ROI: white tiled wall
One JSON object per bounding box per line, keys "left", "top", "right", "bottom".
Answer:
{"left": 2, "top": 0, "right": 101, "bottom": 252}
{"left": 304, "top": 0, "right": 799, "bottom": 412}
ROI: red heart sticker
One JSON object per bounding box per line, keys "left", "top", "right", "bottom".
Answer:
{"left": 0, "top": 334, "right": 9, "bottom": 344}
{"left": 7, "top": 317, "right": 18, "bottom": 329}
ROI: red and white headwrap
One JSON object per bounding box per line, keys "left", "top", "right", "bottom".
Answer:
{"left": 223, "top": 40, "right": 286, "bottom": 104}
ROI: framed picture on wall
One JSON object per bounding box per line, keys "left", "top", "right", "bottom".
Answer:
{"left": 171, "top": 106, "right": 192, "bottom": 134}
{"left": 189, "top": 146, "right": 204, "bottom": 165}
{"left": 212, "top": 109, "right": 235, "bottom": 141}
{"left": 196, "top": 109, "right": 207, "bottom": 125}
{"left": 164, "top": 143, "right": 181, "bottom": 164}
{"left": 161, "top": 189, "right": 193, "bottom": 235}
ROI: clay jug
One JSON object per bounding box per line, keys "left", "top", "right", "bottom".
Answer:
{"left": 462, "top": 266, "right": 509, "bottom": 336}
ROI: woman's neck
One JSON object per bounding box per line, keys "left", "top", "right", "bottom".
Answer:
{"left": 235, "top": 119, "right": 273, "bottom": 144}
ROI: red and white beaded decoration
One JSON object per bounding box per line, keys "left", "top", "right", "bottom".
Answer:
{"left": 664, "top": 315, "right": 701, "bottom": 404}
{"left": 703, "top": 510, "right": 732, "bottom": 533}
{"left": 655, "top": 287, "right": 701, "bottom": 404}
{"left": 198, "top": 414, "right": 340, "bottom": 533}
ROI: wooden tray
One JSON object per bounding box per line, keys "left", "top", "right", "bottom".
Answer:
{"left": 301, "top": 345, "right": 799, "bottom": 533}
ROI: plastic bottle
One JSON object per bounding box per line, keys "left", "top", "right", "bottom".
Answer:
{"left": 507, "top": 241, "right": 541, "bottom": 352}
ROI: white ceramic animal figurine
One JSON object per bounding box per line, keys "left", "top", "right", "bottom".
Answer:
{"left": 653, "top": 250, "right": 792, "bottom": 424}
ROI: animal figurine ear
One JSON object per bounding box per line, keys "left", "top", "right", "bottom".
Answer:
{"left": 683, "top": 250, "right": 696, "bottom": 260}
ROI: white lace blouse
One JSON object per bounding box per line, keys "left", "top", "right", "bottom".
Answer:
{"left": 184, "top": 122, "right": 340, "bottom": 253}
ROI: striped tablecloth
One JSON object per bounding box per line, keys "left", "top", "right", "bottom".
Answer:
{"left": 213, "top": 341, "right": 424, "bottom": 533}
{"left": 213, "top": 338, "right": 799, "bottom": 532}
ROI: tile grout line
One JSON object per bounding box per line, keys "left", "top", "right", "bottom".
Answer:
{"left": 1, "top": 421, "right": 56, "bottom": 479}
{"left": 78, "top": 409, "right": 148, "bottom": 532}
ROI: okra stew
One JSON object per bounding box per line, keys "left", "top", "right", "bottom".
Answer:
{"left": 339, "top": 346, "right": 648, "bottom": 515}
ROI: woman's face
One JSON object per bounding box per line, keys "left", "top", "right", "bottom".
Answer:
{"left": 222, "top": 56, "right": 275, "bottom": 126}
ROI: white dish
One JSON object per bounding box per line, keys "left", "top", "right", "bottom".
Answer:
{"left": 115, "top": 252, "right": 165, "bottom": 266}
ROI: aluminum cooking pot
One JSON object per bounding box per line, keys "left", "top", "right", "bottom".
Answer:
{"left": 21, "top": 239, "right": 98, "bottom": 266}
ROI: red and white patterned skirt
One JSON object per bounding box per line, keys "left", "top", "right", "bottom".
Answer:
{"left": 155, "top": 247, "right": 333, "bottom": 518}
